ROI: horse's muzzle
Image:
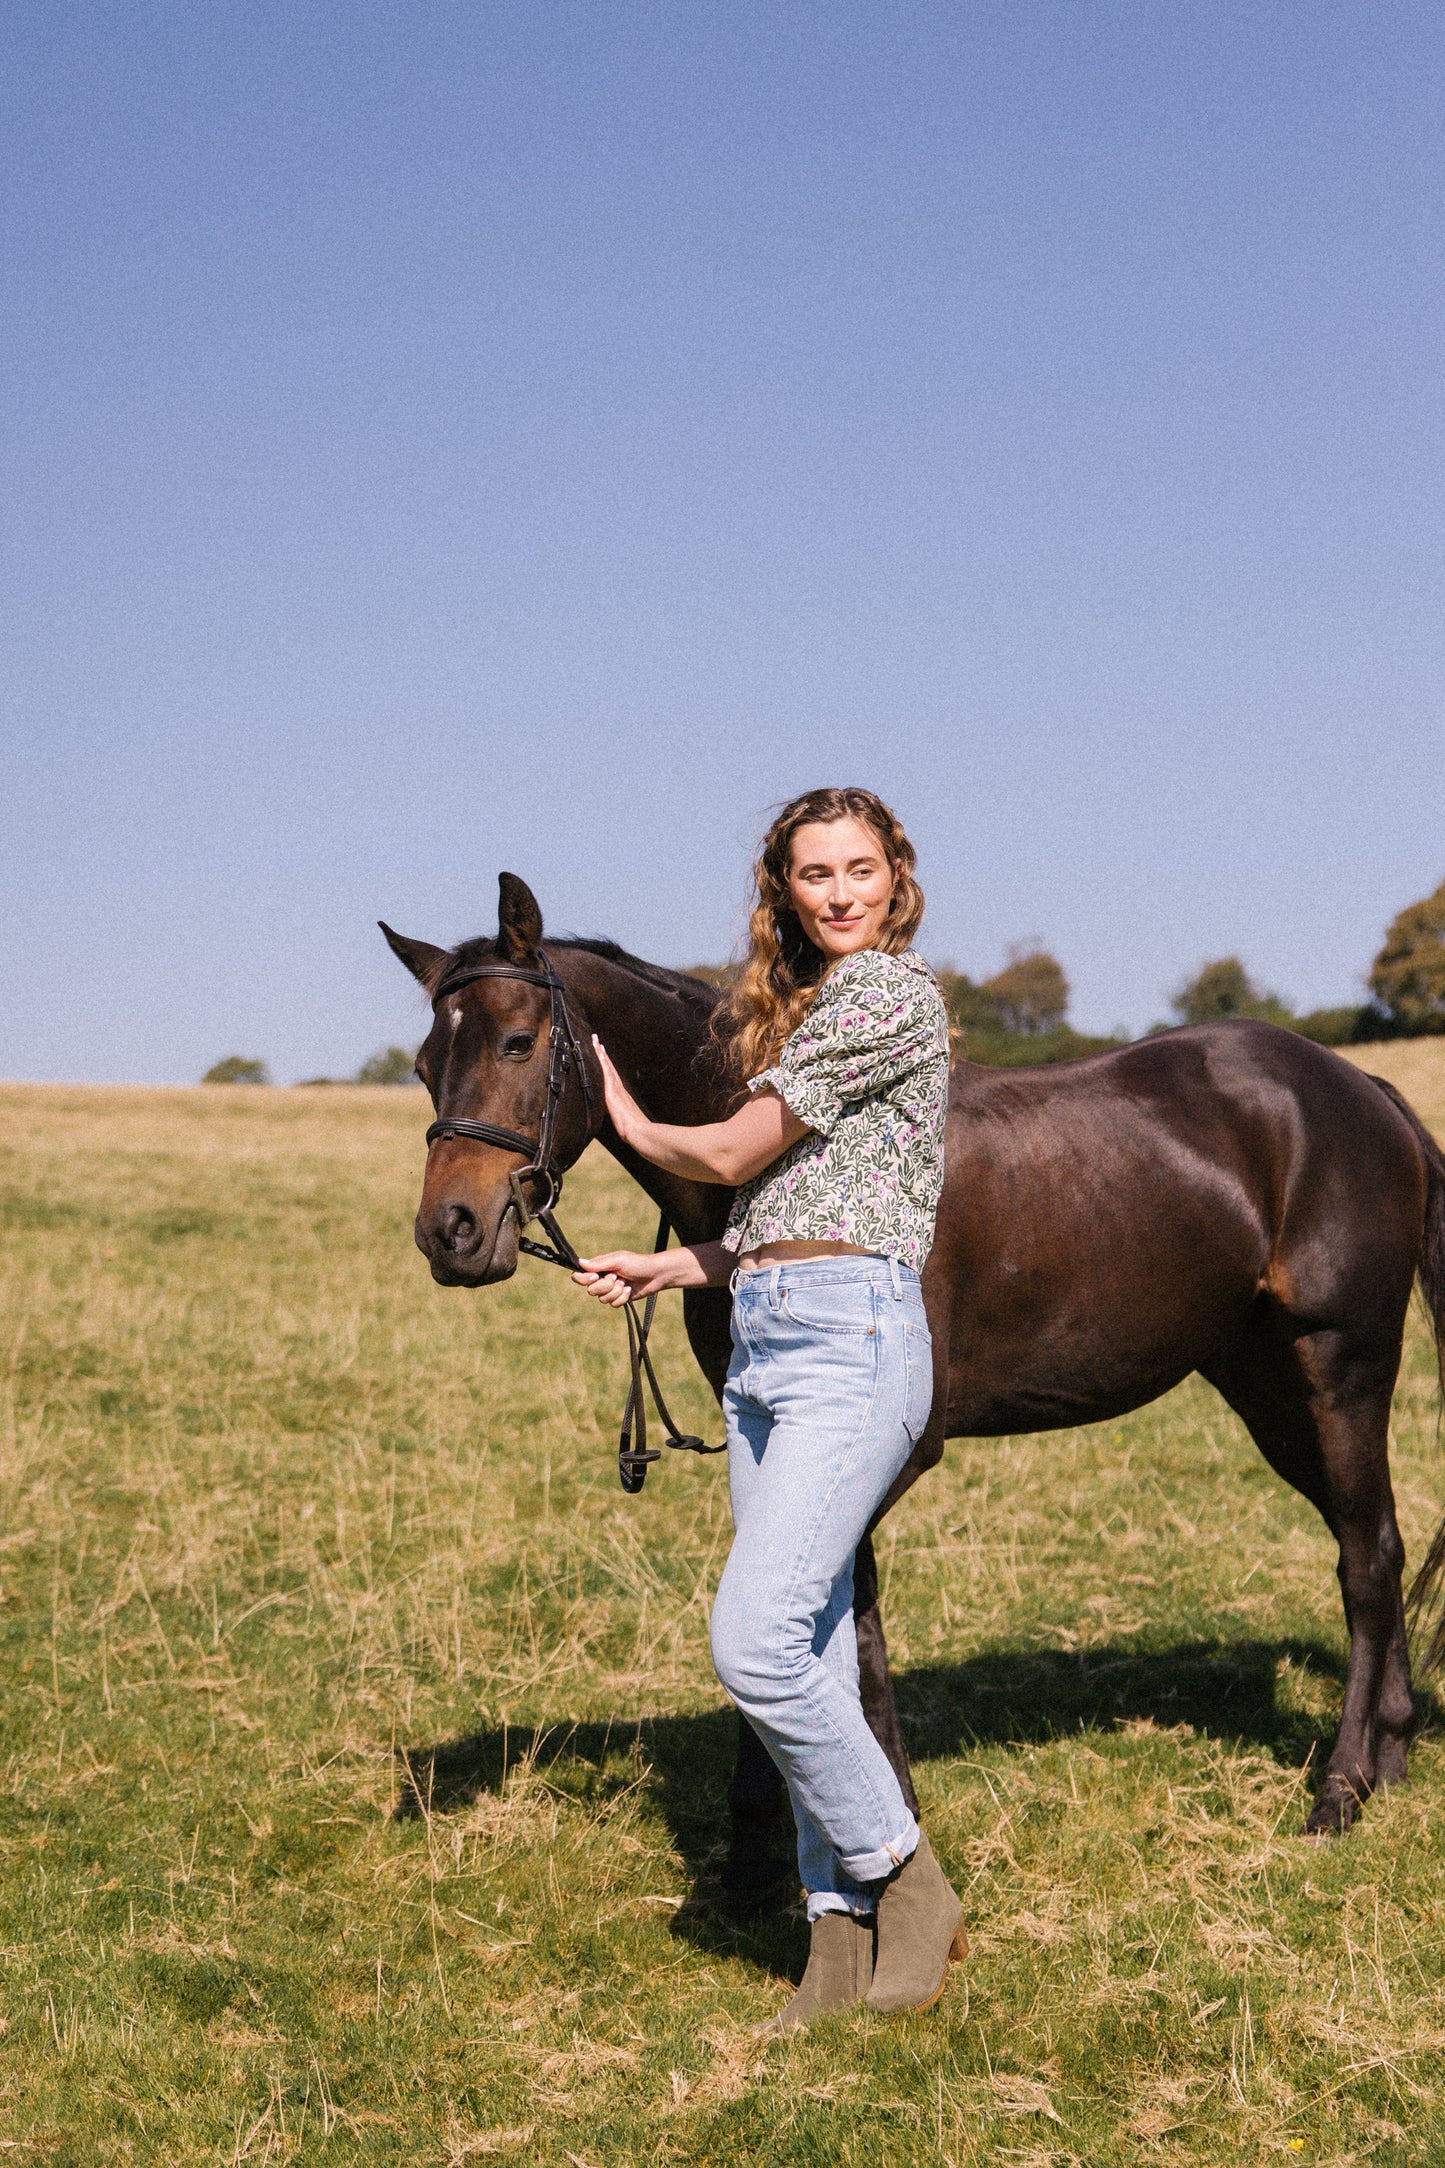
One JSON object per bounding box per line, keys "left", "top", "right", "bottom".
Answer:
{"left": 414, "top": 1202, "right": 520, "bottom": 1286}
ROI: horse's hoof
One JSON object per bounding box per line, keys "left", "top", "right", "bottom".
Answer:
{"left": 1305, "top": 1778, "right": 1364, "bottom": 1836}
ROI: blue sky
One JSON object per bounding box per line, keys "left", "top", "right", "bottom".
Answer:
{"left": 3, "top": 2, "right": 1442, "bottom": 1082}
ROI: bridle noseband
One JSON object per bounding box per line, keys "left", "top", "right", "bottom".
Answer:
{"left": 422, "top": 946, "right": 721, "bottom": 1491}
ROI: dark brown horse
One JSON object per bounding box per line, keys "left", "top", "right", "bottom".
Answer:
{"left": 384, "top": 873, "right": 1445, "bottom": 1880}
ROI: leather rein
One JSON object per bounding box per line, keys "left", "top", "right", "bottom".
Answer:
{"left": 423, "top": 947, "right": 722, "bottom": 1493}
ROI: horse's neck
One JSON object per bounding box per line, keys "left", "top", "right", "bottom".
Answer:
{"left": 560, "top": 948, "right": 736, "bottom": 1246}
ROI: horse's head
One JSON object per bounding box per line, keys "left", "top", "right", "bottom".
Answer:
{"left": 381, "top": 873, "right": 597, "bottom": 1287}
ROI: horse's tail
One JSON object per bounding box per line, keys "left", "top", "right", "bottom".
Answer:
{"left": 1369, "top": 1075, "right": 1445, "bottom": 1669}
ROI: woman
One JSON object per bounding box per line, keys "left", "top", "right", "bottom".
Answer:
{"left": 572, "top": 786, "right": 964, "bottom": 2032}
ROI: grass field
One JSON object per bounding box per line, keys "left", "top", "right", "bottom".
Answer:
{"left": 2, "top": 1042, "right": 1445, "bottom": 2164}
{"left": 1340, "top": 1039, "right": 1445, "bottom": 1137}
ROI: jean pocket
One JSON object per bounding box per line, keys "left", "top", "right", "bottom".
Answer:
{"left": 779, "top": 1284, "right": 878, "bottom": 1336}
{"left": 902, "top": 1323, "right": 934, "bottom": 1443}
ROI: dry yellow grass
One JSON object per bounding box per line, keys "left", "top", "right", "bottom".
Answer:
{"left": 0, "top": 1066, "right": 1442, "bottom": 2162}
{"left": 1341, "top": 1035, "right": 1445, "bottom": 1137}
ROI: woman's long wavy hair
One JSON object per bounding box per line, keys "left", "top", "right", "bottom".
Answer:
{"left": 718, "top": 787, "right": 925, "bottom": 1080}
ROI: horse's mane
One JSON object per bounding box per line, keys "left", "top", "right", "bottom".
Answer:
{"left": 439, "top": 933, "right": 722, "bottom": 1010}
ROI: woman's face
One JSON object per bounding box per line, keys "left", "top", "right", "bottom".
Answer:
{"left": 786, "top": 816, "right": 899, "bottom": 961}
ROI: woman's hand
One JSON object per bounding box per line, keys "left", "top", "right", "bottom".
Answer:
{"left": 572, "top": 1240, "right": 733, "bottom": 1307}
{"left": 590, "top": 1034, "right": 811, "bottom": 1186}
{"left": 573, "top": 1250, "right": 675, "bottom": 1307}
{"left": 592, "top": 1037, "right": 652, "bottom": 1153}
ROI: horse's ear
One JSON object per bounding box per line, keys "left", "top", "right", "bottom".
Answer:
{"left": 497, "top": 872, "right": 544, "bottom": 964}
{"left": 379, "top": 922, "right": 447, "bottom": 991}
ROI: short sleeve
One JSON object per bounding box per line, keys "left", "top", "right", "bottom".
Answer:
{"left": 746, "top": 955, "right": 945, "bottom": 1137}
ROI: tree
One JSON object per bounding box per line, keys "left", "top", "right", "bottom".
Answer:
{"left": 1368, "top": 878, "right": 1445, "bottom": 1034}
{"left": 355, "top": 1045, "right": 419, "bottom": 1086}
{"left": 1171, "top": 958, "right": 1292, "bottom": 1029}
{"left": 1293, "top": 1006, "right": 1366, "bottom": 1048}
{"left": 935, "top": 972, "right": 1006, "bottom": 1037}
{"left": 202, "top": 1056, "right": 270, "bottom": 1085}
{"left": 935, "top": 958, "right": 1120, "bottom": 1066}
{"left": 980, "top": 948, "right": 1069, "bottom": 1035}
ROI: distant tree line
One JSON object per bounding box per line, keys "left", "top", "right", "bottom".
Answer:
{"left": 692, "top": 874, "right": 1445, "bottom": 1069}
{"left": 687, "top": 945, "right": 1119, "bottom": 1068}
{"left": 202, "top": 1047, "right": 419, "bottom": 1087}
{"left": 205, "top": 876, "right": 1445, "bottom": 1084}
{"left": 201, "top": 1055, "right": 271, "bottom": 1085}
{"left": 350, "top": 1047, "right": 419, "bottom": 1086}
{"left": 934, "top": 948, "right": 1120, "bottom": 1068}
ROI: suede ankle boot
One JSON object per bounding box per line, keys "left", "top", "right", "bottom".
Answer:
{"left": 754, "top": 1909, "right": 875, "bottom": 2036}
{"left": 864, "top": 1831, "right": 968, "bottom": 2014}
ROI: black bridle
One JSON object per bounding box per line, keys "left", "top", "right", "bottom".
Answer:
{"left": 423, "top": 947, "right": 721, "bottom": 1492}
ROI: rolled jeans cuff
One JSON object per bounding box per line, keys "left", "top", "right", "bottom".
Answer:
{"left": 837, "top": 1814, "right": 920, "bottom": 1886}
{"left": 807, "top": 1890, "right": 877, "bottom": 1922}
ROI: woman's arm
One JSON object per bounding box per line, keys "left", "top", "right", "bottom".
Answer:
{"left": 572, "top": 1238, "right": 733, "bottom": 1308}
{"left": 592, "top": 1037, "right": 810, "bottom": 1183}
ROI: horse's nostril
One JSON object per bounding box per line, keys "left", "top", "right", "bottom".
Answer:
{"left": 439, "top": 1203, "right": 479, "bottom": 1253}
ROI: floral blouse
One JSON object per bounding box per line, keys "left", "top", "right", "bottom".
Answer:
{"left": 721, "top": 948, "right": 951, "bottom": 1273}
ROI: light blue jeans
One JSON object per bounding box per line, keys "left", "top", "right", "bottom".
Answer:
{"left": 709, "top": 1256, "right": 933, "bottom": 1921}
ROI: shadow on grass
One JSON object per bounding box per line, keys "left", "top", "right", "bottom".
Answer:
{"left": 396, "top": 1633, "right": 1436, "bottom": 1975}
{"left": 897, "top": 1633, "right": 1353, "bottom": 1769}
{"left": 396, "top": 1702, "right": 809, "bottom": 1979}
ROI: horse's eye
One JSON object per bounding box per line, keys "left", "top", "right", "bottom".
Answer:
{"left": 501, "top": 1032, "right": 536, "bottom": 1061}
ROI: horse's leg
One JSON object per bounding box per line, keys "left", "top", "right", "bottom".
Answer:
{"left": 1202, "top": 1300, "right": 1413, "bottom": 1832}
{"left": 1372, "top": 1589, "right": 1415, "bottom": 1788}
{"left": 853, "top": 1315, "right": 954, "bottom": 1822}
{"left": 721, "top": 1715, "right": 789, "bottom": 1898}
{"left": 1301, "top": 1356, "right": 1412, "bottom": 1829}
{"left": 854, "top": 1531, "right": 919, "bottom": 1817}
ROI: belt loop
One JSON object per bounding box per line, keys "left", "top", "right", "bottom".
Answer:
{"left": 768, "top": 1265, "right": 782, "bottom": 1311}
{"left": 728, "top": 1267, "right": 740, "bottom": 1295}
{"left": 889, "top": 1257, "right": 902, "bottom": 1300}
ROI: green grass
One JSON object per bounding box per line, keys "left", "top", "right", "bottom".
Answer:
{"left": 2, "top": 1078, "right": 1445, "bottom": 2164}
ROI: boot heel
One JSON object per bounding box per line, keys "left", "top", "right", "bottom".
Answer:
{"left": 948, "top": 1920, "right": 969, "bottom": 1963}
